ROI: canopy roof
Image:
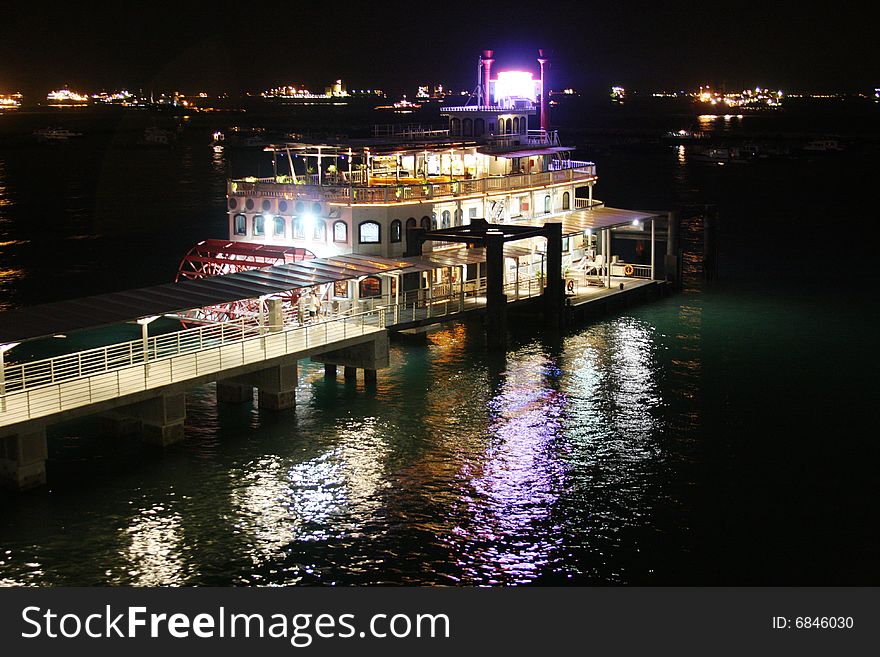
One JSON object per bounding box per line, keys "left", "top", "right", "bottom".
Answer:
{"left": 519, "top": 207, "right": 660, "bottom": 236}
{"left": 0, "top": 254, "right": 412, "bottom": 345}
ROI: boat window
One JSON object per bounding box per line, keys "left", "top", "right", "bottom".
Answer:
{"left": 463, "top": 118, "right": 473, "bottom": 137}
{"left": 454, "top": 209, "right": 462, "bottom": 226}
{"left": 295, "top": 200, "right": 305, "bottom": 213}
{"left": 278, "top": 200, "right": 288, "bottom": 213}
{"left": 245, "top": 198, "right": 255, "bottom": 210}
{"left": 273, "top": 216, "right": 286, "bottom": 237}
{"left": 544, "top": 195, "right": 551, "bottom": 214}
{"left": 431, "top": 213, "right": 438, "bottom": 230}
{"left": 253, "top": 214, "right": 265, "bottom": 236}
{"left": 505, "top": 118, "right": 512, "bottom": 134}
{"left": 294, "top": 217, "right": 305, "bottom": 239}
{"left": 262, "top": 199, "right": 271, "bottom": 212}
{"left": 229, "top": 198, "right": 238, "bottom": 210}
{"left": 562, "top": 192, "right": 570, "bottom": 210}
{"left": 562, "top": 237, "right": 570, "bottom": 253}
{"left": 333, "top": 220, "right": 348, "bottom": 243}
{"left": 334, "top": 280, "right": 349, "bottom": 298}
{"left": 359, "top": 276, "right": 382, "bottom": 298}
{"left": 314, "top": 219, "right": 327, "bottom": 241}
{"left": 359, "top": 221, "right": 381, "bottom": 244}
{"left": 421, "top": 216, "right": 430, "bottom": 230}
{"left": 513, "top": 117, "right": 519, "bottom": 134}
{"left": 474, "top": 118, "right": 485, "bottom": 137}
{"left": 390, "top": 219, "right": 402, "bottom": 243}
{"left": 234, "top": 214, "right": 247, "bottom": 235}
{"left": 312, "top": 202, "right": 322, "bottom": 215}
{"left": 406, "top": 217, "right": 417, "bottom": 230}
{"left": 441, "top": 211, "right": 450, "bottom": 228}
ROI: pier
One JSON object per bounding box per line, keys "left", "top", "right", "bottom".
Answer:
{"left": 0, "top": 212, "right": 673, "bottom": 490}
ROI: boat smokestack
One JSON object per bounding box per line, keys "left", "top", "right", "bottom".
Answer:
{"left": 538, "top": 49, "right": 549, "bottom": 132}
{"left": 482, "top": 49, "right": 494, "bottom": 105}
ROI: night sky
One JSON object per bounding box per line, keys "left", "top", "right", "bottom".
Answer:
{"left": 2, "top": 1, "right": 876, "bottom": 97}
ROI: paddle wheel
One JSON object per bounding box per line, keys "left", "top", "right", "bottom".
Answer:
{"left": 175, "top": 239, "right": 316, "bottom": 325}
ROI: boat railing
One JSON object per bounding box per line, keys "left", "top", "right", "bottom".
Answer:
{"left": 230, "top": 162, "right": 596, "bottom": 204}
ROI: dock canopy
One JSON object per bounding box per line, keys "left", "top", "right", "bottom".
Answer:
{"left": 0, "top": 254, "right": 413, "bottom": 345}
{"left": 519, "top": 206, "right": 660, "bottom": 236}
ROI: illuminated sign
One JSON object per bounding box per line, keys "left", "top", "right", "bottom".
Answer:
{"left": 493, "top": 71, "right": 538, "bottom": 102}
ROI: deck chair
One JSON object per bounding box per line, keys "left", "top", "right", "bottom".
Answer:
{"left": 585, "top": 254, "right": 605, "bottom": 286}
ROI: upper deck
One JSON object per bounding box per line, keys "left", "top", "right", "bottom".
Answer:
{"left": 231, "top": 158, "right": 596, "bottom": 206}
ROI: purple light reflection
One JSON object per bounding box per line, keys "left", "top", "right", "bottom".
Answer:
{"left": 447, "top": 349, "right": 569, "bottom": 585}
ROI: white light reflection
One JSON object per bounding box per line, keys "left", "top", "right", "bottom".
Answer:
{"left": 123, "top": 504, "right": 188, "bottom": 586}
{"left": 449, "top": 348, "right": 568, "bottom": 585}
{"left": 229, "top": 419, "right": 390, "bottom": 571}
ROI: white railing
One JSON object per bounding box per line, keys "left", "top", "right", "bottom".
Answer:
{"left": 0, "top": 310, "right": 385, "bottom": 427}
{"left": 0, "top": 273, "right": 560, "bottom": 426}
{"left": 230, "top": 162, "right": 597, "bottom": 205}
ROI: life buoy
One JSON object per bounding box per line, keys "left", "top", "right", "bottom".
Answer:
{"left": 566, "top": 279, "right": 575, "bottom": 293}
{"left": 623, "top": 264, "right": 634, "bottom": 276}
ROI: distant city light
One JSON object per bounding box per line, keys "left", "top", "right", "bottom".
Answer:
{"left": 47, "top": 88, "right": 89, "bottom": 103}
{"left": 693, "top": 85, "right": 783, "bottom": 108}
{"left": 611, "top": 86, "right": 626, "bottom": 103}
{"left": 0, "top": 93, "right": 22, "bottom": 108}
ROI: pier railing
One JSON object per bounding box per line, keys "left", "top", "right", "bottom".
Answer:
{"left": 0, "top": 273, "right": 557, "bottom": 426}
{"left": 0, "top": 309, "right": 385, "bottom": 427}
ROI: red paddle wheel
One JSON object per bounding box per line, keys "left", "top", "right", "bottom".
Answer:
{"left": 175, "top": 239, "right": 316, "bottom": 325}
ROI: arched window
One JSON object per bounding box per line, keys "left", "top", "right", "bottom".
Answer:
{"left": 234, "top": 214, "right": 247, "bottom": 235}
{"left": 454, "top": 208, "right": 462, "bottom": 226}
{"left": 359, "top": 276, "right": 382, "bottom": 298}
{"left": 505, "top": 118, "right": 512, "bottom": 134}
{"left": 474, "top": 118, "right": 485, "bottom": 137}
{"left": 463, "top": 118, "right": 473, "bottom": 136}
{"left": 451, "top": 117, "right": 461, "bottom": 136}
{"left": 544, "top": 195, "right": 551, "bottom": 214}
{"left": 253, "top": 214, "right": 265, "bottom": 236}
{"left": 562, "top": 191, "right": 570, "bottom": 210}
{"left": 431, "top": 213, "right": 438, "bottom": 230}
{"left": 314, "top": 219, "right": 326, "bottom": 241}
{"left": 520, "top": 118, "right": 526, "bottom": 134}
{"left": 390, "top": 219, "right": 402, "bottom": 243}
{"left": 333, "top": 220, "right": 348, "bottom": 243}
{"left": 513, "top": 117, "right": 519, "bottom": 134}
{"left": 421, "top": 216, "right": 431, "bottom": 230}
{"left": 489, "top": 121, "right": 496, "bottom": 134}
{"left": 273, "top": 216, "right": 286, "bottom": 237}
{"left": 441, "top": 210, "right": 450, "bottom": 228}
{"left": 293, "top": 217, "right": 305, "bottom": 239}
{"left": 406, "top": 217, "right": 417, "bottom": 230}
{"left": 359, "top": 221, "right": 381, "bottom": 244}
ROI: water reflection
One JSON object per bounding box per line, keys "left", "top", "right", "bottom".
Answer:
{"left": 228, "top": 418, "right": 390, "bottom": 577}
{"left": 123, "top": 503, "right": 188, "bottom": 586}
{"left": 448, "top": 347, "right": 568, "bottom": 585}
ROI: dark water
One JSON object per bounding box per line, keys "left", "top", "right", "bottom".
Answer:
{"left": 0, "top": 106, "right": 878, "bottom": 585}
